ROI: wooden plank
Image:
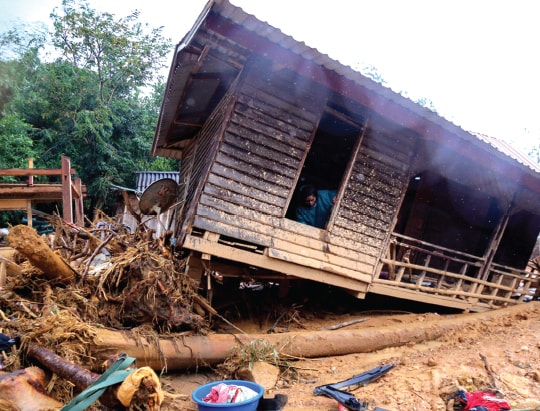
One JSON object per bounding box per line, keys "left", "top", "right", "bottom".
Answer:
{"left": 196, "top": 199, "right": 377, "bottom": 263}
{"left": 0, "top": 168, "right": 77, "bottom": 176}
{"left": 202, "top": 231, "right": 220, "bottom": 260}
{"left": 210, "top": 162, "right": 285, "bottom": 196}
{"left": 368, "top": 282, "right": 473, "bottom": 310}
{"left": 227, "top": 120, "right": 305, "bottom": 160}
{"left": 204, "top": 174, "right": 285, "bottom": 211}
{"left": 203, "top": 180, "right": 284, "bottom": 215}
{"left": 197, "top": 192, "right": 384, "bottom": 259}
{"left": 62, "top": 156, "right": 73, "bottom": 223}
{"left": 222, "top": 130, "right": 301, "bottom": 169}
{"left": 267, "top": 248, "right": 372, "bottom": 282}
{"left": 0, "top": 185, "right": 68, "bottom": 200}
{"left": 228, "top": 110, "right": 310, "bottom": 150}
{"left": 0, "top": 199, "right": 28, "bottom": 210}
{"left": 183, "top": 234, "right": 370, "bottom": 293}
{"left": 239, "top": 82, "right": 320, "bottom": 126}
{"left": 217, "top": 143, "right": 297, "bottom": 181}
{"left": 192, "top": 212, "right": 375, "bottom": 279}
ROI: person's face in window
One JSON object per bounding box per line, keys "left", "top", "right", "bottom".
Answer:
{"left": 303, "top": 194, "right": 317, "bottom": 208}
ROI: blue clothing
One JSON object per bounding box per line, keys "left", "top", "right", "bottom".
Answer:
{"left": 295, "top": 189, "right": 336, "bottom": 228}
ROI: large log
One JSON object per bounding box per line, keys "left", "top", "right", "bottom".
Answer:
{"left": 90, "top": 301, "right": 540, "bottom": 371}
{"left": 6, "top": 224, "right": 76, "bottom": 284}
{"left": 27, "top": 345, "right": 164, "bottom": 410}
{"left": 0, "top": 366, "right": 63, "bottom": 411}
{"left": 27, "top": 345, "right": 123, "bottom": 409}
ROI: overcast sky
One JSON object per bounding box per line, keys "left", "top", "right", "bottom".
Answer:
{"left": 1, "top": 0, "right": 539, "bottom": 153}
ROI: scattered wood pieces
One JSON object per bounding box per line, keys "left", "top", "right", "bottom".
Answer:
{"left": 479, "top": 353, "right": 503, "bottom": 395}
{"left": 320, "top": 317, "right": 367, "bottom": 330}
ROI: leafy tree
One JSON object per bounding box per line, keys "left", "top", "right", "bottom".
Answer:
{"left": 50, "top": 0, "right": 170, "bottom": 104}
{"left": 0, "top": 114, "right": 35, "bottom": 169}
{"left": 2, "top": 0, "right": 172, "bottom": 214}
{"left": 1, "top": 0, "right": 175, "bottom": 217}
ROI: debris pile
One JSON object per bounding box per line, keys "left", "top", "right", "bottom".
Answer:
{"left": 0, "top": 214, "right": 211, "bottom": 409}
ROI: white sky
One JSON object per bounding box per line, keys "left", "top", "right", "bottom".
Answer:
{"left": 1, "top": 0, "right": 539, "bottom": 153}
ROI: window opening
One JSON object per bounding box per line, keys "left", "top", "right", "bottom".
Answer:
{"left": 286, "top": 109, "right": 362, "bottom": 229}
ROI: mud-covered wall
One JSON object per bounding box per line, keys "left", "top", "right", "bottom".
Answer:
{"left": 192, "top": 65, "right": 321, "bottom": 234}
{"left": 186, "top": 59, "right": 417, "bottom": 282}
{"left": 176, "top": 87, "right": 237, "bottom": 242}
{"left": 336, "top": 123, "right": 417, "bottom": 262}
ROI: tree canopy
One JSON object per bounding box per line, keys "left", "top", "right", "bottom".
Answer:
{"left": 0, "top": 0, "right": 178, "bottom": 218}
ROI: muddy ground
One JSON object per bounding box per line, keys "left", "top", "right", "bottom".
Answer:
{"left": 157, "top": 284, "right": 540, "bottom": 411}
{"left": 1, "top": 224, "right": 539, "bottom": 411}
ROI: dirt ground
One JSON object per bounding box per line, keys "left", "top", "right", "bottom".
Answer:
{"left": 157, "top": 286, "right": 540, "bottom": 411}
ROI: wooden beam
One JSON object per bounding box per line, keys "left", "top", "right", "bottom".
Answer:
{"left": 62, "top": 156, "right": 73, "bottom": 223}
{"left": 0, "top": 185, "right": 74, "bottom": 200}
{"left": 73, "top": 177, "right": 84, "bottom": 226}
{"left": 0, "top": 168, "right": 77, "bottom": 176}
{"left": 0, "top": 199, "right": 28, "bottom": 210}
{"left": 183, "top": 234, "right": 370, "bottom": 293}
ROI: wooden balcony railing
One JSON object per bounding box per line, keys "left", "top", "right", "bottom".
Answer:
{"left": 377, "top": 233, "right": 538, "bottom": 310}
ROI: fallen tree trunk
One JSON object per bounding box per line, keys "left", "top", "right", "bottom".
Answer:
{"left": 90, "top": 301, "right": 540, "bottom": 371}
{"left": 27, "top": 345, "right": 123, "bottom": 409}
{"left": 27, "top": 345, "right": 164, "bottom": 410}
{"left": 0, "top": 366, "right": 63, "bottom": 411}
{"left": 6, "top": 224, "right": 76, "bottom": 284}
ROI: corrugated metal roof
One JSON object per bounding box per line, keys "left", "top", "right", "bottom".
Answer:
{"left": 472, "top": 133, "right": 540, "bottom": 174}
{"left": 214, "top": 0, "right": 539, "bottom": 176}
{"left": 135, "top": 171, "right": 180, "bottom": 193}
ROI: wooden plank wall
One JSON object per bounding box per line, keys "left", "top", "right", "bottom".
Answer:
{"left": 194, "top": 67, "right": 318, "bottom": 230}
{"left": 176, "top": 85, "right": 238, "bottom": 241}
{"left": 190, "top": 65, "right": 416, "bottom": 284}
{"left": 336, "top": 123, "right": 417, "bottom": 267}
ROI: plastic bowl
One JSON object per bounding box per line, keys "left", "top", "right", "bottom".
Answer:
{"left": 192, "top": 380, "right": 264, "bottom": 411}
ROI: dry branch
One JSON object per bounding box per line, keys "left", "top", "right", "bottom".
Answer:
{"left": 27, "top": 344, "right": 122, "bottom": 408}
{"left": 27, "top": 345, "right": 163, "bottom": 410}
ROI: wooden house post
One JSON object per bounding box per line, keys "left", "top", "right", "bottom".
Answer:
{"left": 473, "top": 195, "right": 515, "bottom": 298}
{"left": 26, "top": 158, "right": 33, "bottom": 227}
{"left": 73, "top": 177, "right": 84, "bottom": 226}
{"left": 61, "top": 156, "right": 73, "bottom": 223}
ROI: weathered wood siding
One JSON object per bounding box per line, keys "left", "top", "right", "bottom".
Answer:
{"left": 190, "top": 65, "right": 416, "bottom": 283}
{"left": 177, "top": 85, "right": 237, "bottom": 242}
{"left": 335, "top": 122, "right": 417, "bottom": 267}
{"left": 193, "top": 67, "right": 319, "bottom": 236}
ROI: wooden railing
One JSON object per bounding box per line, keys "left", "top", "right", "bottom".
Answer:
{"left": 376, "top": 233, "right": 538, "bottom": 309}
{"left": 0, "top": 157, "right": 86, "bottom": 226}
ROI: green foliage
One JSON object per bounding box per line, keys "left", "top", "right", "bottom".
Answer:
{"left": 51, "top": 0, "right": 170, "bottom": 104}
{"left": 0, "top": 0, "right": 177, "bottom": 217}
{"left": 0, "top": 115, "right": 35, "bottom": 169}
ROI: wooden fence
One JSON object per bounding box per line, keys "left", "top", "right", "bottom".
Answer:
{"left": 0, "top": 157, "right": 85, "bottom": 226}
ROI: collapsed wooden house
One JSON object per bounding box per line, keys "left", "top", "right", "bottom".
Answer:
{"left": 151, "top": 0, "right": 540, "bottom": 312}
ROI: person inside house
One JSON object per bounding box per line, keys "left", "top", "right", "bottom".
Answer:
{"left": 295, "top": 184, "right": 336, "bottom": 229}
